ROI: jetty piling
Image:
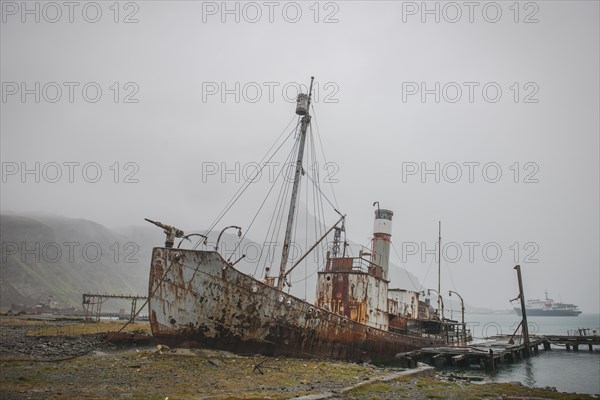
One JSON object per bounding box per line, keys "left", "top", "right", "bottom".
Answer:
{"left": 396, "top": 333, "right": 598, "bottom": 371}
{"left": 513, "top": 264, "right": 531, "bottom": 358}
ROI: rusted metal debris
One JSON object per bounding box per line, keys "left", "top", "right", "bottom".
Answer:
{"left": 105, "top": 331, "right": 153, "bottom": 344}
{"left": 82, "top": 293, "right": 147, "bottom": 322}
{"left": 252, "top": 357, "right": 277, "bottom": 374}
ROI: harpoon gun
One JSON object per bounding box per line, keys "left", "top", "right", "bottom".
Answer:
{"left": 145, "top": 218, "right": 185, "bottom": 248}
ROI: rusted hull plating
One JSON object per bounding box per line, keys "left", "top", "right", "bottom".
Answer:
{"left": 148, "top": 247, "right": 442, "bottom": 361}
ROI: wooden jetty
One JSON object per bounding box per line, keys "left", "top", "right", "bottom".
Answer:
{"left": 397, "top": 336, "right": 546, "bottom": 371}
{"left": 544, "top": 334, "right": 600, "bottom": 351}
{"left": 396, "top": 334, "right": 597, "bottom": 371}
{"left": 397, "top": 267, "right": 598, "bottom": 371}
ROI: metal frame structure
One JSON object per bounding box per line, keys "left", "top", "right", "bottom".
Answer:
{"left": 82, "top": 293, "right": 147, "bottom": 322}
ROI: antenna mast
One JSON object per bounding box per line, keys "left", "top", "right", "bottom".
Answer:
{"left": 277, "top": 77, "right": 315, "bottom": 290}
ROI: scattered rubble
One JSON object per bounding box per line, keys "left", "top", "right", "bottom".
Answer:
{"left": 0, "top": 316, "right": 595, "bottom": 399}
{"left": 0, "top": 325, "right": 104, "bottom": 359}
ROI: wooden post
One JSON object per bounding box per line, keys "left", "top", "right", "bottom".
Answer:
{"left": 431, "top": 353, "right": 444, "bottom": 366}
{"left": 489, "top": 349, "right": 496, "bottom": 372}
{"left": 544, "top": 341, "right": 551, "bottom": 350}
{"left": 514, "top": 265, "right": 530, "bottom": 357}
{"left": 452, "top": 354, "right": 467, "bottom": 365}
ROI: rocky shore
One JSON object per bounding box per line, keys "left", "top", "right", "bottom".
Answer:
{"left": 0, "top": 324, "right": 104, "bottom": 359}
{"left": 0, "top": 316, "right": 596, "bottom": 399}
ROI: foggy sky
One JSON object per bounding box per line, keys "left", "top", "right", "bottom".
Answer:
{"left": 1, "top": 1, "right": 598, "bottom": 312}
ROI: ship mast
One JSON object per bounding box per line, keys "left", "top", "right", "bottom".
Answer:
{"left": 277, "top": 76, "right": 315, "bottom": 290}
{"left": 438, "top": 221, "right": 441, "bottom": 319}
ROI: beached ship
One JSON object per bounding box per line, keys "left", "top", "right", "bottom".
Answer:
{"left": 146, "top": 78, "right": 446, "bottom": 361}
{"left": 514, "top": 292, "right": 582, "bottom": 317}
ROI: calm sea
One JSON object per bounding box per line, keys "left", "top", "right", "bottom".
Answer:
{"left": 441, "top": 313, "right": 600, "bottom": 395}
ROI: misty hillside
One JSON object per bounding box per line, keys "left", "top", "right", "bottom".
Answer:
{"left": 0, "top": 214, "right": 250, "bottom": 310}
{"left": 0, "top": 212, "right": 427, "bottom": 312}
{"left": 0, "top": 214, "right": 154, "bottom": 310}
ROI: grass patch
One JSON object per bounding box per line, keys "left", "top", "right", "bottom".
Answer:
{"left": 26, "top": 320, "right": 151, "bottom": 336}
{"left": 341, "top": 376, "right": 597, "bottom": 400}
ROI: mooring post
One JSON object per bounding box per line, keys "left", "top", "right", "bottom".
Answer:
{"left": 514, "top": 265, "right": 530, "bottom": 358}
{"left": 544, "top": 341, "right": 551, "bottom": 350}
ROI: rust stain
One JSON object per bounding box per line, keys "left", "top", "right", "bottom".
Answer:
{"left": 148, "top": 248, "right": 444, "bottom": 362}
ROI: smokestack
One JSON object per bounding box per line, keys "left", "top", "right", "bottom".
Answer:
{"left": 372, "top": 208, "right": 393, "bottom": 280}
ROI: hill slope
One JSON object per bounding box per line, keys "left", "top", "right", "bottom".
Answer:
{"left": 1, "top": 213, "right": 426, "bottom": 313}
{"left": 0, "top": 214, "right": 158, "bottom": 310}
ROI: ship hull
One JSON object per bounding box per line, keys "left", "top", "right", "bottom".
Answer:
{"left": 513, "top": 307, "right": 582, "bottom": 317}
{"left": 148, "top": 247, "right": 444, "bottom": 362}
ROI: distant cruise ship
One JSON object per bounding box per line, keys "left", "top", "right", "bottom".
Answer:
{"left": 514, "top": 292, "right": 582, "bottom": 317}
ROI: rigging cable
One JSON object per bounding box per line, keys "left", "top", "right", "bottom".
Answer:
{"left": 444, "top": 258, "right": 459, "bottom": 293}
{"left": 418, "top": 250, "right": 436, "bottom": 293}
{"left": 258, "top": 135, "right": 299, "bottom": 276}
{"left": 194, "top": 116, "right": 300, "bottom": 249}
{"left": 390, "top": 240, "right": 420, "bottom": 292}
{"left": 305, "top": 174, "right": 340, "bottom": 216}
{"left": 204, "top": 117, "right": 298, "bottom": 238}
{"left": 253, "top": 169, "right": 289, "bottom": 277}
{"left": 245, "top": 135, "right": 299, "bottom": 275}
{"left": 312, "top": 124, "right": 328, "bottom": 242}
{"left": 311, "top": 104, "right": 340, "bottom": 210}
{"left": 227, "top": 139, "right": 299, "bottom": 262}
{"left": 308, "top": 126, "right": 321, "bottom": 266}
{"left": 309, "top": 123, "right": 328, "bottom": 260}
{"left": 310, "top": 124, "right": 328, "bottom": 266}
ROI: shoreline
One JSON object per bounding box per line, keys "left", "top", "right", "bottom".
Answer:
{"left": 0, "top": 316, "right": 598, "bottom": 399}
{"left": 2, "top": 351, "right": 596, "bottom": 399}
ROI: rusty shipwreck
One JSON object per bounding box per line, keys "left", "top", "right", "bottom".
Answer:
{"left": 146, "top": 77, "right": 447, "bottom": 361}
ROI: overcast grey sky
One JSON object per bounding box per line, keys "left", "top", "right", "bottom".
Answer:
{"left": 1, "top": 1, "right": 598, "bottom": 312}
